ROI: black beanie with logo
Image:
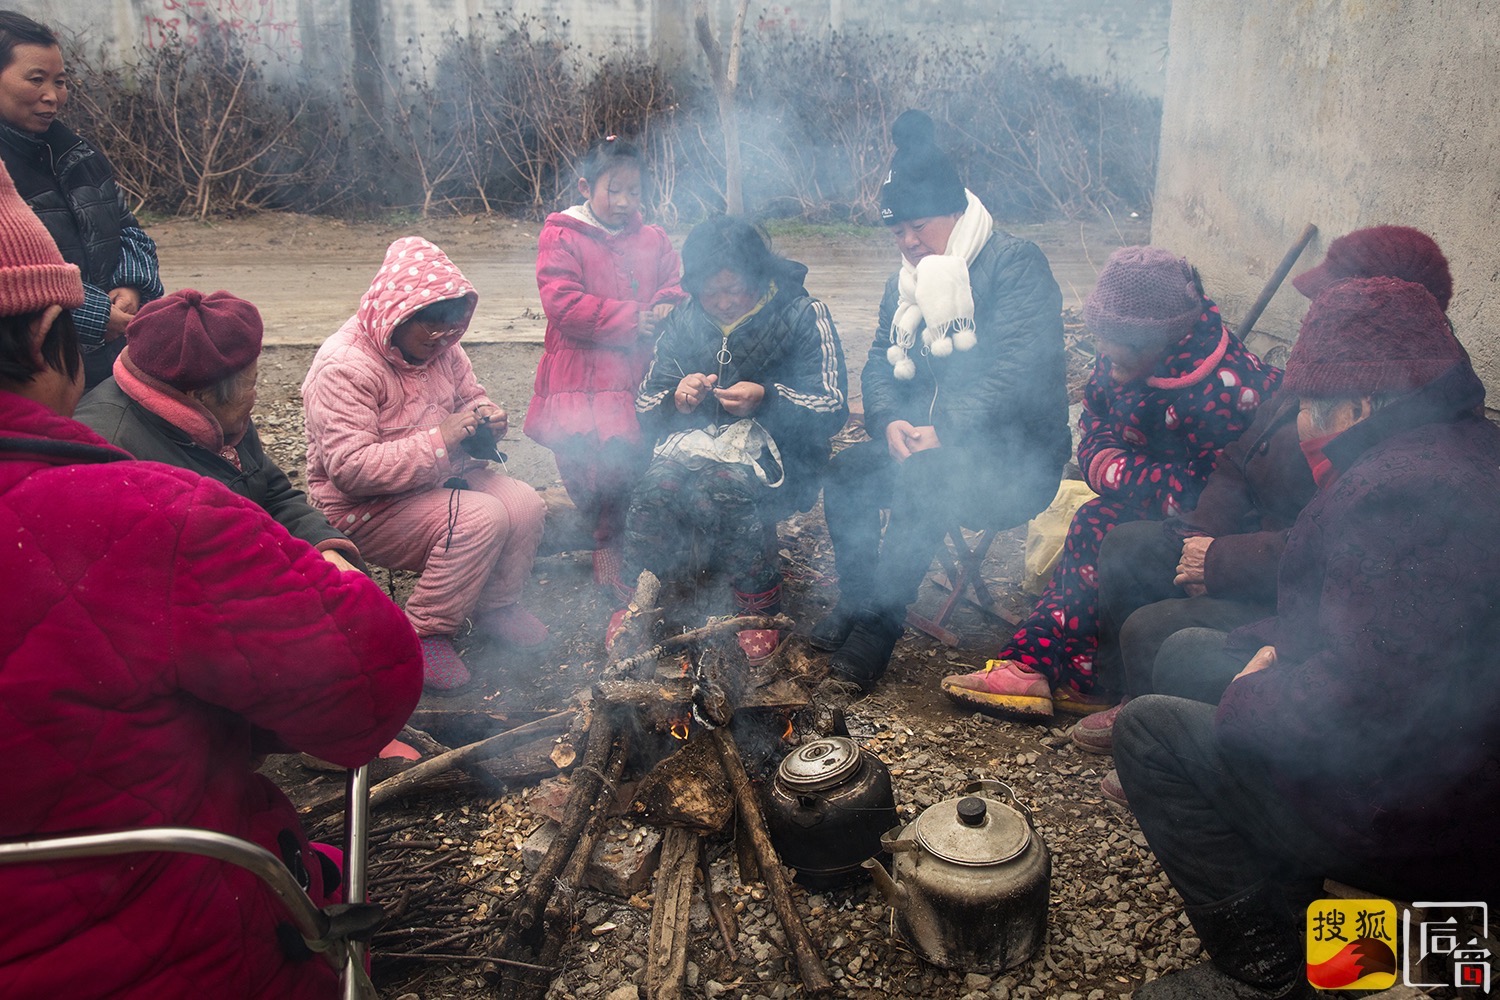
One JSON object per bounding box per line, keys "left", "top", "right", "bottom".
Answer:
{"left": 879, "top": 110, "right": 966, "bottom": 225}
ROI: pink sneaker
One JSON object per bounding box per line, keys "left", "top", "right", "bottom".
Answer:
{"left": 940, "top": 659, "right": 1053, "bottom": 719}
{"left": 475, "top": 605, "right": 550, "bottom": 648}
{"left": 419, "top": 635, "right": 472, "bottom": 693}
{"left": 1070, "top": 699, "right": 1127, "bottom": 754}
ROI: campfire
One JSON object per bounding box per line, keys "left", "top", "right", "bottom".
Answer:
{"left": 485, "top": 571, "right": 839, "bottom": 999}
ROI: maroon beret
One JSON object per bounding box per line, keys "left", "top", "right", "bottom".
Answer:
{"left": 125, "top": 289, "right": 263, "bottom": 390}
{"left": 1292, "top": 225, "right": 1452, "bottom": 310}
{"left": 1283, "top": 277, "right": 1467, "bottom": 398}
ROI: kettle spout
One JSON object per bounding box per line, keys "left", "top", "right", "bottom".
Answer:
{"left": 861, "top": 857, "right": 907, "bottom": 907}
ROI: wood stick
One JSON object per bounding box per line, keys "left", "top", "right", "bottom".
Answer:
{"left": 1238, "top": 222, "right": 1318, "bottom": 338}
{"left": 492, "top": 707, "right": 619, "bottom": 1000}
{"left": 366, "top": 711, "right": 572, "bottom": 810}
{"left": 509, "top": 731, "right": 632, "bottom": 1000}
{"left": 646, "top": 827, "right": 701, "bottom": 1000}
{"left": 699, "top": 839, "right": 740, "bottom": 963}
{"left": 711, "top": 727, "right": 833, "bottom": 996}
{"left": 501, "top": 708, "right": 614, "bottom": 939}
{"left": 606, "top": 614, "right": 795, "bottom": 676}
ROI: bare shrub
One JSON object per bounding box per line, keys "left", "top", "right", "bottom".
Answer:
{"left": 59, "top": 17, "right": 1158, "bottom": 224}
{"left": 65, "top": 21, "right": 342, "bottom": 219}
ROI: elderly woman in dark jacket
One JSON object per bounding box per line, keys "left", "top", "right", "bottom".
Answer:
{"left": 616, "top": 216, "right": 847, "bottom": 641}
{"left": 1113, "top": 277, "right": 1500, "bottom": 1000}
{"left": 0, "top": 11, "right": 162, "bottom": 389}
{"left": 74, "top": 288, "right": 361, "bottom": 570}
{"left": 814, "top": 110, "right": 1070, "bottom": 690}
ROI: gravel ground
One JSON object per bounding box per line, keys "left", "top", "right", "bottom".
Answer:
{"left": 252, "top": 341, "right": 1201, "bottom": 1000}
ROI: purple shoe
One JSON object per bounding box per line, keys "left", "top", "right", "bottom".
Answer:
{"left": 1100, "top": 768, "right": 1130, "bottom": 808}
{"left": 419, "top": 635, "right": 472, "bottom": 694}
{"left": 1070, "top": 699, "right": 1127, "bottom": 755}
{"left": 475, "top": 604, "right": 551, "bottom": 648}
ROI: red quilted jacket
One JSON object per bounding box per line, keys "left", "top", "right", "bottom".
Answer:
{"left": 0, "top": 392, "right": 422, "bottom": 999}
{"left": 524, "top": 209, "right": 684, "bottom": 448}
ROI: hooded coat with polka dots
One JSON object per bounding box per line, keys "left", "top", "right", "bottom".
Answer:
{"left": 301, "top": 237, "right": 496, "bottom": 521}
{"left": 997, "top": 296, "right": 1280, "bottom": 695}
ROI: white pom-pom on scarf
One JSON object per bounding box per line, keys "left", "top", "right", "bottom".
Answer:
{"left": 884, "top": 189, "right": 993, "bottom": 375}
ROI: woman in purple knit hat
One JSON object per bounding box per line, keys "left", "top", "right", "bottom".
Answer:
{"left": 942, "top": 246, "right": 1280, "bottom": 720}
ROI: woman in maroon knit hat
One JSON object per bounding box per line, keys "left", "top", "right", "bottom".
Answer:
{"left": 74, "top": 288, "right": 363, "bottom": 569}
{"left": 1111, "top": 276, "right": 1500, "bottom": 999}
{"left": 942, "top": 246, "right": 1280, "bottom": 720}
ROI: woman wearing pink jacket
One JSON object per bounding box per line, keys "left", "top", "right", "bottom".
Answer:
{"left": 303, "top": 237, "right": 547, "bottom": 691}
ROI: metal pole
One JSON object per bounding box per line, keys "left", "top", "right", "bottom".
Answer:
{"left": 343, "top": 764, "right": 373, "bottom": 1000}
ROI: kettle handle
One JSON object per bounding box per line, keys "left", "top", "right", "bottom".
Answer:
{"left": 878, "top": 825, "right": 919, "bottom": 853}
{"left": 964, "top": 778, "right": 1035, "bottom": 828}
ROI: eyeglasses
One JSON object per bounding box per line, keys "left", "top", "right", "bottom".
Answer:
{"left": 414, "top": 317, "right": 466, "bottom": 341}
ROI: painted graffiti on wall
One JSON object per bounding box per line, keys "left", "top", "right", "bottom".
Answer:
{"left": 143, "top": 0, "right": 301, "bottom": 53}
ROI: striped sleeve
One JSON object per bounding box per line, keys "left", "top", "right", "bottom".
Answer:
{"left": 772, "top": 299, "right": 846, "bottom": 415}
{"left": 111, "top": 226, "right": 164, "bottom": 302}
{"left": 72, "top": 283, "right": 112, "bottom": 350}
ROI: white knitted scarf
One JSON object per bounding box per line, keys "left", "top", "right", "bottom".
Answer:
{"left": 886, "top": 189, "right": 994, "bottom": 380}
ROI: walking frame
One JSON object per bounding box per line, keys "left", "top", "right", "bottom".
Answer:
{"left": 0, "top": 766, "right": 380, "bottom": 1000}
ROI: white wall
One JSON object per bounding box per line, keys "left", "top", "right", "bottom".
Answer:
{"left": 1151, "top": 0, "right": 1500, "bottom": 405}
{"left": 22, "top": 0, "right": 1169, "bottom": 97}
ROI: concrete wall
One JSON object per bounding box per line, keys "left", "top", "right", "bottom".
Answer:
{"left": 22, "top": 0, "right": 1169, "bottom": 97}
{"left": 1151, "top": 0, "right": 1500, "bottom": 404}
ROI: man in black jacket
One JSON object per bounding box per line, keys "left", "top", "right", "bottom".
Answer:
{"left": 813, "top": 111, "right": 1069, "bottom": 689}
{"left": 75, "top": 288, "right": 361, "bottom": 570}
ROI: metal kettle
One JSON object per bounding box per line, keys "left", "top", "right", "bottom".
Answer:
{"left": 763, "top": 736, "right": 897, "bottom": 890}
{"left": 864, "top": 779, "right": 1050, "bottom": 971}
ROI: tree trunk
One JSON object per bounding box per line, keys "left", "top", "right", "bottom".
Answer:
{"left": 692, "top": 0, "right": 751, "bottom": 214}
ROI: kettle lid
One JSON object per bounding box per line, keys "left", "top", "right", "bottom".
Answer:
{"left": 909, "top": 792, "right": 1031, "bottom": 866}
{"left": 776, "top": 736, "right": 864, "bottom": 792}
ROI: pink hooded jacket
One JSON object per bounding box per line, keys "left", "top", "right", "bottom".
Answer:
{"left": 302, "top": 238, "right": 498, "bottom": 522}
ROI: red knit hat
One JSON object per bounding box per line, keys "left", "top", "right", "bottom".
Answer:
{"left": 1282, "top": 277, "right": 1466, "bottom": 398}
{"left": 1292, "top": 225, "right": 1452, "bottom": 310}
{"left": 125, "top": 289, "right": 263, "bottom": 390}
{"left": 0, "top": 162, "right": 84, "bottom": 315}
{"left": 1083, "top": 245, "right": 1202, "bottom": 347}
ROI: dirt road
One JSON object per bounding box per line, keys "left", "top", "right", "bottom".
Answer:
{"left": 151, "top": 213, "right": 1149, "bottom": 349}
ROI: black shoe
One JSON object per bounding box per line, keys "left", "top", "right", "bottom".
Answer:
{"left": 828, "top": 611, "right": 903, "bottom": 692}
{"left": 1137, "top": 882, "right": 1316, "bottom": 999}
{"left": 807, "top": 599, "right": 861, "bottom": 652}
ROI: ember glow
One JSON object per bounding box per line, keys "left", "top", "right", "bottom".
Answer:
{"left": 679, "top": 656, "right": 691, "bottom": 676}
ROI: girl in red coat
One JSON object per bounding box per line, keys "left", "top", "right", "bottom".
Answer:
{"left": 524, "top": 137, "right": 686, "bottom": 595}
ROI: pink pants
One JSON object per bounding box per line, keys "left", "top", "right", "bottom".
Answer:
{"left": 346, "top": 468, "right": 546, "bottom": 637}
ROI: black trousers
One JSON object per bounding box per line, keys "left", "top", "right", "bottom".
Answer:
{"left": 820, "top": 439, "right": 1056, "bottom": 616}
{"left": 1115, "top": 695, "right": 1386, "bottom": 909}
{"left": 1097, "top": 518, "right": 1271, "bottom": 698}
